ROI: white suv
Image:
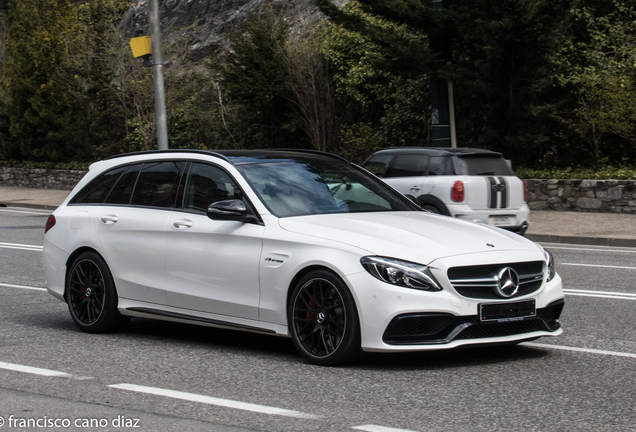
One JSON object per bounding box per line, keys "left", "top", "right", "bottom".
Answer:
{"left": 362, "top": 147, "right": 530, "bottom": 234}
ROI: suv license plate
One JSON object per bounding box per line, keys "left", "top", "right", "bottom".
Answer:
{"left": 479, "top": 300, "right": 536, "bottom": 322}
{"left": 491, "top": 216, "right": 512, "bottom": 226}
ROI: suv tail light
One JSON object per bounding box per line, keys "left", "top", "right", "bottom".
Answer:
{"left": 45, "top": 215, "right": 56, "bottom": 234}
{"left": 523, "top": 180, "right": 528, "bottom": 202}
{"left": 451, "top": 181, "right": 464, "bottom": 202}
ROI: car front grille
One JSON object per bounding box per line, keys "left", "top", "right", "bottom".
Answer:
{"left": 447, "top": 261, "right": 544, "bottom": 299}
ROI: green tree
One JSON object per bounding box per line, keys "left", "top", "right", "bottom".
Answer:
{"left": 552, "top": 1, "right": 636, "bottom": 170}
{"left": 2, "top": 0, "right": 85, "bottom": 161}
{"left": 209, "top": 5, "right": 302, "bottom": 148}
{"left": 319, "top": 1, "right": 431, "bottom": 150}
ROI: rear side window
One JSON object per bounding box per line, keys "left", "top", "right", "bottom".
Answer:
{"left": 104, "top": 163, "right": 141, "bottom": 205}
{"left": 391, "top": 154, "right": 429, "bottom": 177}
{"left": 130, "top": 161, "right": 183, "bottom": 208}
{"left": 183, "top": 163, "right": 242, "bottom": 212}
{"left": 363, "top": 155, "right": 393, "bottom": 177}
{"left": 455, "top": 156, "right": 514, "bottom": 176}
{"left": 69, "top": 165, "right": 127, "bottom": 204}
{"left": 426, "top": 156, "right": 454, "bottom": 176}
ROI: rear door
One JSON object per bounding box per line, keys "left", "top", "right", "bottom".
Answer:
{"left": 93, "top": 161, "right": 184, "bottom": 305}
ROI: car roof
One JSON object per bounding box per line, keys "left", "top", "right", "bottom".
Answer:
{"left": 104, "top": 149, "right": 350, "bottom": 166}
{"left": 370, "top": 147, "right": 503, "bottom": 158}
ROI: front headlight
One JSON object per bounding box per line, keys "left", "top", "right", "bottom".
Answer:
{"left": 545, "top": 249, "right": 556, "bottom": 282}
{"left": 360, "top": 256, "right": 442, "bottom": 291}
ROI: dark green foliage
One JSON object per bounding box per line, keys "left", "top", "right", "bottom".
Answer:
{"left": 447, "top": 0, "right": 573, "bottom": 163}
{"left": 209, "top": 6, "right": 303, "bottom": 148}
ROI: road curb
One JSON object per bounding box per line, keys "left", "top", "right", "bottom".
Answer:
{"left": 526, "top": 234, "right": 636, "bottom": 248}
{"left": 0, "top": 202, "right": 58, "bottom": 211}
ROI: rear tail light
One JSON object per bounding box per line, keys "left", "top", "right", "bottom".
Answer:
{"left": 45, "top": 215, "right": 56, "bottom": 234}
{"left": 451, "top": 181, "right": 464, "bottom": 202}
{"left": 523, "top": 180, "right": 528, "bottom": 202}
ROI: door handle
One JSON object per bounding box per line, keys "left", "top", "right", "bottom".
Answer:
{"left": 173, "top": 220, "right": 193, "bottom": 229}
{"left": 101, "top": 215, "right": 118, "bottom": 224}
{"left": 410, "top": 186, "right": 421, "bottom": 191}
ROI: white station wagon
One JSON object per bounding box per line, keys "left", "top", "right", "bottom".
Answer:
{"left": 43, "top": 150, "right": 564, "bottom": 365}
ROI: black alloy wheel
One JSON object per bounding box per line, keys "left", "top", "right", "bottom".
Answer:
{"left": 289, "top": 270, "right": 361, "bottom": 366}
{"left": 66, "top": 251, "right": 129, "bottom": 333}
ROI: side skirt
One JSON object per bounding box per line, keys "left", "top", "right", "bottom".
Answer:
{"left": 126, "top": 307, "right": 277, "bottom": 335}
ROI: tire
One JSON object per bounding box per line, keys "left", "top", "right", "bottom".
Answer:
{"left": 65, "top": 251, "right": 129, "bottom": 333}
{"left": 420, "top": 204, "right": 442, "bottom": 214}
{"left": 289, "top": 270, "right": 362, "bottom": 366}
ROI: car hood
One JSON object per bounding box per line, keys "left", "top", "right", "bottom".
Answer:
{"left": 278, "top": 211, "right": 540, "bottom": 264}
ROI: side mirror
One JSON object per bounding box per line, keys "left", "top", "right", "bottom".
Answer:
{"left": 207, "top": 199, "right": 261, "bottom": 224}
{"left": 207, "top": 199, "right": 248, "bottom": 221}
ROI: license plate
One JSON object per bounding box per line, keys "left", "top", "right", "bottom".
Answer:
{"left": 479, "top": 299, "right": 536, "bottom": 322}
{"left": 491, "top": 215, "right": 512, "bottom": 226}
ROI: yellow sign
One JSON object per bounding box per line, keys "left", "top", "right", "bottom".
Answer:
{"left": 129, "top": 36, "right": 152, "bottom": 58}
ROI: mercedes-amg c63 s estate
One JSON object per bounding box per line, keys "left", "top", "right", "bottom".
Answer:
{"left": 43, "top": 150, "right": 564, "bottom": 365}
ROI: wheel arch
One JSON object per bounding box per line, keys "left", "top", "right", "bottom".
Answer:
{"left": 416, "top": 194, "right": 451, "bottom": 216}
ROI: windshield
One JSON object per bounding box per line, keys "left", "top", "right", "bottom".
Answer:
{"left": 236, "top": 158, "right": 419, "bottom": 217}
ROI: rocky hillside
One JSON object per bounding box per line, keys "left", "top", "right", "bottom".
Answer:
{"left": 120, "top": 0, "right": 346, "bottom": 58}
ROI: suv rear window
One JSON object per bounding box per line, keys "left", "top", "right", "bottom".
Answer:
{"left": 455, "top": 156, "right": 514, "bottom": 176}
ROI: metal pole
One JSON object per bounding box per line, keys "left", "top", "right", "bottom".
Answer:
{"left": 448, "top": 81, "right": 457, "bottom": 148}
{"left": 149, "top": 0, "right": 168, "bottom": 150}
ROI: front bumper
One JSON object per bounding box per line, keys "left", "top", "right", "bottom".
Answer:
{"left": 347, "top": 260, "right": 564, "bottom": 353}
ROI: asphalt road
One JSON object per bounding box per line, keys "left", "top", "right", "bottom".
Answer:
{"left": 0, "top": 207, "right": 635, "bottom": 432}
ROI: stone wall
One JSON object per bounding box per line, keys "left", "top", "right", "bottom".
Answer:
{"left": 526, "top": 179, "right": 636, "bottom": 213}
{"left": 0, "top": 167, "right": 86, "bottom": 190}
{"left": 2, "top": 167, "right": 636, "bottom": 213}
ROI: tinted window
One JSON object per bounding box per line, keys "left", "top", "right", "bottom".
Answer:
{"left": 363, "top": 155, "right": 393, "bottom": 177}
{"left": 391, "top": 154, "right": 429, "bottom": 177}
{"left": 130, "top": 161, "right": 183, "bottom": 208}
{"left": 104, "top": 163, "right": 141, "bottom": 205}
{"left": 69, "top": 166, "right": 127, "bottom": 204}
{"left": 183, "top": 163, "right": 242, "bottom": 212}
{"left": 455, "top": 156, "right": 514, "bottom": 176}
{"left": 427, "top": 156, "right": 454, "bottom": 176}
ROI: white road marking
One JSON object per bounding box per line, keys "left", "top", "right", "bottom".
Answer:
{"left": 561, "top": 262, "right": 636, "bottom": 270}
{"left": 108, "top": 383, "right": 321, "bottom": 420}
{"left": 564, "top": 288, "right": 636, "bottom": 301}
{"left": 0, "top": 208, "right": 50, "bottom": 215}
{"left": 0, "top": 283, "right": 47, "bottom": 291}
{"left": 0, "top": 242, "right": 43, "bottom": 251}
{"left": 524, "top": 343, "right": 636, "bottom": 359}
{"left": 352, "top": 425, "right": 420, "bottom": 432}
{"left": 0, "top": 361, "right": 70, "bottom": 377}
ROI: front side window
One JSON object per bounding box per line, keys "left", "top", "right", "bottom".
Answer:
{"left": 183, "top": 163, "right": 242, "bottom": 212}
{"left": 363, "top": 154, "right": 393, "bottom": 177}
{"left": 130, "top": 161, "right": 183, "bottom": 208}
{"left": 69, "top": 165, "right": 128, "bottom": 204}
